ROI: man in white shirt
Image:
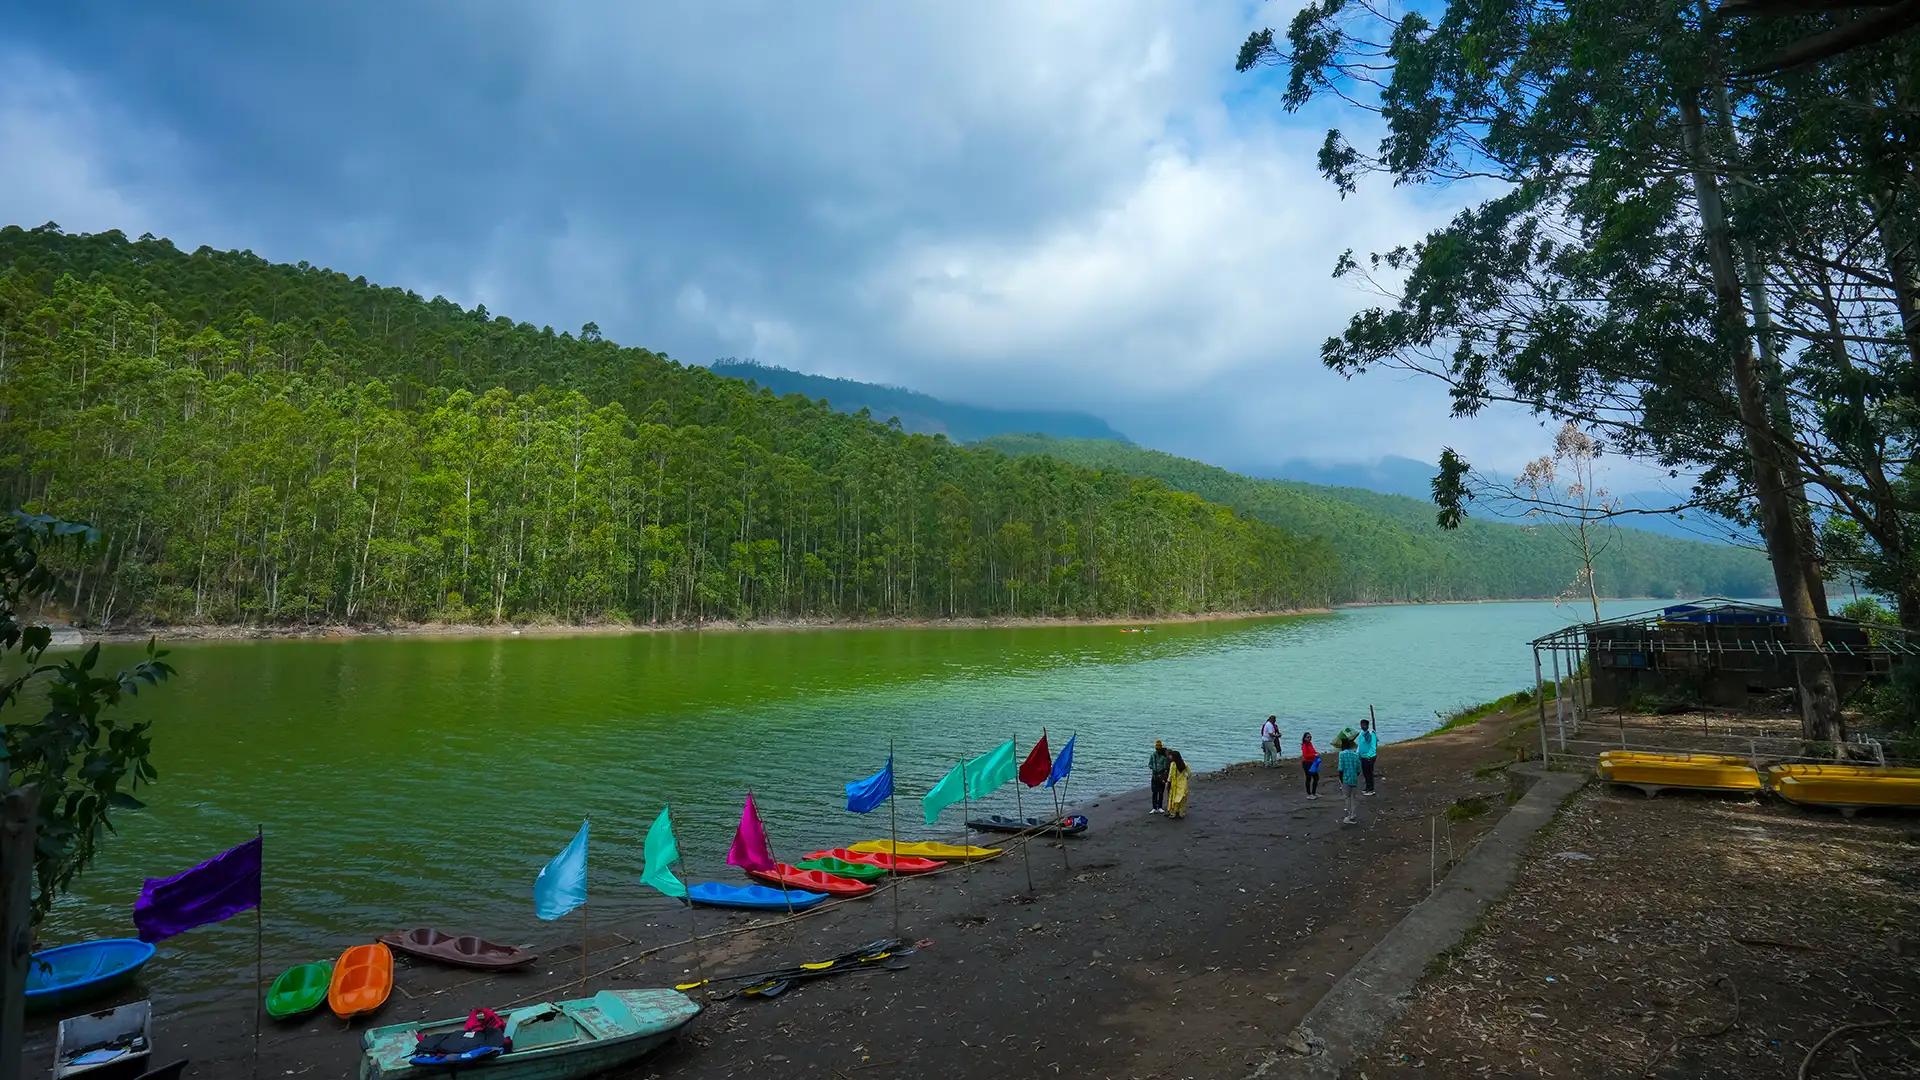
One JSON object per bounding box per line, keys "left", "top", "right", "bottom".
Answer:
{"left": 1260, "top": 715, "right": 1282, "bottom": 767}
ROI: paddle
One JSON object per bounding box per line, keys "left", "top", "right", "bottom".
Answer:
{"left": 673, "top": 938, "right": 903, "bottom": 992}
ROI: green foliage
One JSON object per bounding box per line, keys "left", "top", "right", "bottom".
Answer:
{"left": 1445, "top": 794, "right": 1488, "bottom": 822}
{"left": 979, "top": 436, "right": 1773, "bottom": 602}
{"left": 0, "top": 512, "right": 172, "bottom": 923}
{"left": 1429, "top": 685, "right": 1552, "bottom": 737}
{"left": 0, "top": 227, "right": 1338, "bottom": 625}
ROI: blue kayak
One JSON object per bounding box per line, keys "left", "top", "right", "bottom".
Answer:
{"left": 26, "top": 938, "right": 156, "bottom": 1012}
{"left": 685, "top": 883, "right": 828, "bottom": 911}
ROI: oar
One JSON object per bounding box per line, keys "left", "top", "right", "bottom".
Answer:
{"left": 673, "top": 938, "right": 901, "bottom": 991}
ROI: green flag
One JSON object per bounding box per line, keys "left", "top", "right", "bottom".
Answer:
{"left": 922, "top": 761, "right": 967, "bottom": 825}
{"left": 641, "top": 806, "right": 687, "bottom": 899}
{"left": 965, "top": 739, "right": 1017, "bottom": 799}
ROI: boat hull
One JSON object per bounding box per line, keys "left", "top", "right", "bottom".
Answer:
{"left": 359, "top": 989, "right": 699, "bottom": 1080}
{"left": 1595, "top": 752, "right": 1762, "bottom": 795}
{"left": 1769, "top": 765, "right": 1920, "bottom": 812}
{"left": 379, "top": 928, "right": 537, "bottom": 970}
{"left": 265, "top": 961, "right": 332, "bottom": 1020}
{"left": 26, "top": 939, "right": 156, "bottom": 1013}
{"left": 685, "top": 882, "right": 828, "bottom": 911}
{"left": 965, "top": 814, "right": 1088, "bottom": 836}
{"left": 747, "top": 864, "right": 873, "bottom": 897}
{"left": 329, "top": 943, "right": 394, "bottom": 1020}
{"left": 54, "top": 999, "right": 152, "bottom": 1079}
{"left": 847, "top": 840, "right": 1001, "bottom": 861}
{"left": 799, "top": 848, "right": 944, "bottom": 873}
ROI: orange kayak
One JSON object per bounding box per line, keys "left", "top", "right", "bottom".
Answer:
{"left": 799, "top": 848, "right": 944, "bottom": 874}
{"left": 328, "top": 942, "right": 393, "bottom": 1020}
{"left": 746, "top": 863, "right": 873, "bottom": 897}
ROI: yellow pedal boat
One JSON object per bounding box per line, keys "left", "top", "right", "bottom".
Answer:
{"left": 847, "top": 840, "right": 1001, "bottom": 861}
{"left": 1766, "top": 764, "right": 1920, "bottom": 815}
{"left": 1595, "top": 751, "right": 1762, "bottom": 795}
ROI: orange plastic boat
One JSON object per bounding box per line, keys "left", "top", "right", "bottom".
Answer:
{"left": 799, "top": 848, "right": 944, "bottom": 874}
{"left": 746, "top": 864, "right": 873, "bottom": 897}
{"left": 328, "top": 942, "right": 393, "bottom": 1020}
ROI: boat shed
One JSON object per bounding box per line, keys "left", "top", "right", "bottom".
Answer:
{"left": 1535, "top": 599, "right": 1918, "bottom": 709}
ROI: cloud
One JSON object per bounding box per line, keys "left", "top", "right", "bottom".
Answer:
{"left": 1, "top": 2, "right": 1582, "bottom": 475}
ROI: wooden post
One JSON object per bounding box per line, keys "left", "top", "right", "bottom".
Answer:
{"left": 580, "top": 903, "right": 589, "bottom": 984}
{"left": 887, "top": 738, "right": 901, "bottom": 941}
{"left": 1011, "top": 734, "right": 1034, "bottom": 894}
{"left": 1, "top": 783, "right": 39, "bottom": 1080}
{"left": 252, "top": 824, "right": 264, "bottom": 1080}
{"left": 957, "top": 759, "right": 972, "bottom": 884}
{"left": 1534, "top": 648, "right": 1550, "bottom": 764}
{"left": 1552, "top": 647, "right": 1568, "bottom": 750}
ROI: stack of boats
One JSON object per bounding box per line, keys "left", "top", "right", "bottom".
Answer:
{"left": 1597, "top": 749, "right": 1920, "bottom": 814}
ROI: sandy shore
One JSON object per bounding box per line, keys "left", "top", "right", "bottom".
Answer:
{"left": 69, "top": 607, "right": 1333, "bottom": 645}
{"left": 21, "top": 707, "right": 1535, "bottom": 1079}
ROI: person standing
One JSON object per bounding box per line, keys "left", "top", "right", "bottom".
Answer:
{"left": 1337, "top": 734, "right": 1362, "bottom": 825}
{"left": 1300, "top": 732, "right": 1320, "bottom": 799}
{"left": 1149, "top": 739, "right": 1171, "bottom": 814}
{"left": 1357, "top": 717, "right": 1380, "bottom": 795}
{"left": 1260, "top": 715, "right": 1282, "bottom": 767}
{"left": 1165, "top": 749, "right": 1192, "bottom": 818}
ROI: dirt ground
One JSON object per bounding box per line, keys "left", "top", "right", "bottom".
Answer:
{"left": 1353, "top": 784, "right": 1920, "bottom": 1080}
{"left": 23, "top": 710, "right": 1532, "bottom": 1079}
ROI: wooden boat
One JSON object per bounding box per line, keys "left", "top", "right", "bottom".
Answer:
{"left": 847, "top": 839, "right": 1001, "bottom": 861}
{"left": 265, "top": 960, "right": 332, "bottom": 1020}
{"left": 27, "top": 939, "right": 156, "bottom": 1013}
{"left": 359, "top": 988, "right": 700, "bottom": 1079}
{"left": 747, "top": 863, "right": 874, "bottom": 897}
{"left": 792, "top": 856, "right": 889, "bottom": 881}
{"left": 685, "top": 882, "right": 828, "bottom": 911}
{"left": 965, "top": 813, "right": 1089, "bottom": 836}
{"left": 53, "top": 999, "right": 151, "bottom": 1079}
{"left": 379, "top": 928, "right": 537, "bottom": 970}
{"left": 329, "top": 943, "right": 394, "bottom": 1020}
{"left": 800, "top": 848, "right": 944, "bottom": 873}
{"left": 1595, "top": 751, "right": 1762, "bottom": 796}
{"left": 1768, "top": 764, "right": 1920, "bottom": 815}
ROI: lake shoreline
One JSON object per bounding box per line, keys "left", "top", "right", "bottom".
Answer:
{"left": 68, "top": 606, "right": 1334, "bottom": 644}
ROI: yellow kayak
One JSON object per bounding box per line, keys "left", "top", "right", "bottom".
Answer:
{"left": 1599, "top": 750, "right": 1751, "bottom": 767}
{"left": 847, "top": 840, "right": 1001, "bottom": 861}
{"left": 1596, "top": 752, "right": 1762, "bottom": 794}
{"left": 1767, "top": 764, "right": 1920, "bottom": 812}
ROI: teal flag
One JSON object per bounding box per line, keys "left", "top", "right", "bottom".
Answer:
{"left": 964, "top": 739, "right": 1017, "bottom": 799}
{"left": 534, "top": 820, "right": 589, "bottom": 920}
{"left": 922, "top": 762, "right": 967, "bottom": 825}
{"left": 641, "top": 807, "right": 687, "bottom": 899}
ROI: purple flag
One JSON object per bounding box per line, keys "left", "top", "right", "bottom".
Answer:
{"left": 134, "top": 835, "right": 262, "bottom": 942}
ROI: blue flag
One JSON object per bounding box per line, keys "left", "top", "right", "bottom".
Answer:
{"left": 845, "top": 755, "right": 894, "bottom": 814}
{"left": 534, "top": 820, "right": 589, "bottom": 920}
{"left": 1046, "top": 735, "right": 1076, "bottom": 788}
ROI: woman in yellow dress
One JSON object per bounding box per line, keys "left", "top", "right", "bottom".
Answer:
{"left": 1165, "top": 750, "right": 1192, "bottom": 818}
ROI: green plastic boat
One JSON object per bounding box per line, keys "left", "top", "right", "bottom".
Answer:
{"left": 265, "top": 960, "right": 332, "bottom": 1020}
{"left": 792, "top": 856, "right": 889, "bottom": 882}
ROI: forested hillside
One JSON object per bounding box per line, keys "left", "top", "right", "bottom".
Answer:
{"left": 0, "top": 226, "right": 1341, "bottom": 625}
{"left": 708, "top": 360, "right": 1131, "bottom": 444}
{"left": 978, "top": 436, "right": 1775, "bottom": 602}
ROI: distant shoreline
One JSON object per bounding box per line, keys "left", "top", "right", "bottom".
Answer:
{"left": 66, "top": 607, "right": 1336, "bottom": 645}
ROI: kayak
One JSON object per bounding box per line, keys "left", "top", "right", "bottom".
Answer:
{"left": 25, "top": 938, "right": 156, "bottom": 1013}
{"left": 1595, "top": 752, "right": 1762, "bottom": 795}
{"left": 685, "top": 882, "right": 829, "bottom": 911}
{"left": 965, "top": 813, "right": 1088, "bottom": 837}
{"left": 746, "top": 864, "right": 874, "bottom": 897}
{"left": 799, "top": 848, "right": 944, "bottom": 874}
{"left": 328, "top": 943, "right": 393, "bottom": 1020}
{"left": 360, "top": 989, "right": 700, "bottom": 1080}
{"left": 379, "top": 927, "right": 536, "bottom": 970}
{"left": 847, "top": 840, "right": 1001, "bottom": 862}
{"left": 265, "top": 960, "right": 332, "bottom": 1020}
{"left": 793, "top": 856, "right": 889, "bottom": 882}
{"left": 1768, "top": 763, "right": 1920, "bottom": 813}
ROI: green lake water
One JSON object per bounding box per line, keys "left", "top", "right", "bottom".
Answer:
{"left": 39, "top": 598, "right": 1667, "bottom": 1007}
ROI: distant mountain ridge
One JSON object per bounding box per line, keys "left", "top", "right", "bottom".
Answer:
{"left": 708, "top": 360, "right": 1131, "bottom": 444}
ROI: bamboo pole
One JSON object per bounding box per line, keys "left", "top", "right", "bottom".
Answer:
{"left": 252, "top": 824, "right": 264, "bottom": 1080}
{"left": 672, "top": 820, "right": 705, "bottom": 986}
{"left": 887, "top": 738, "right": 901, "bottom": 941}
{"left": 957, "top": 759, "right": 973, "bottom": 885}
{"left": 1011, "top": 734, "right": 1035, "bottom": 893}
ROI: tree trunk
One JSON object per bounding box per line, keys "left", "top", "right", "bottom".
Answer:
{"left": 1680, "top": 89, "right": 1843, "bottom": 744}
{"left": 1, "top": 783, "right": 38, "bottom": 1080}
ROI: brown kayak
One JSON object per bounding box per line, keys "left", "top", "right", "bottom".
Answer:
{"left": 377, "top": 928, "right": 537, "bottom": 970}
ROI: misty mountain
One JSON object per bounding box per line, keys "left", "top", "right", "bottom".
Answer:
{"left": 707, "top": 360, "right": 1131, "bottom": 445}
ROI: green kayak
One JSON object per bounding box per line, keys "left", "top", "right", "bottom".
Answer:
{"left": 265, "top": 960, "right": 332, "bottom": 1020}
{"left": 793, "top": 856, "right": 889, "bottom": 882}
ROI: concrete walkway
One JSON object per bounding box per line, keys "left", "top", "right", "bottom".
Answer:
{"left": 1249, "top": 766, "right": 1587, "bottom": 1079}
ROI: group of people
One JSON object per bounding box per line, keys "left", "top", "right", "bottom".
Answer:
{"left": 1264, "top": 714, "right": 1380, "bottom": 824}
{"left": 1146, "top": 716, "right": 1382, "bottom": 825}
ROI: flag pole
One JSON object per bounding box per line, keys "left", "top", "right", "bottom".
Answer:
{"left": 671, "top": 814, "right": 705, "bottom": 985}
{"left": 887, "top": 737, "right": 901, "bottom": 941}
{"left": 957, "top": 758, "right": 973, "bottom": 885}
{"left": 1045, "top": 729, "right": 1070, "bottom": 873}
{"left": 757, "top": 790, "right": 794, "bottom": 914}
{"left": 580, "top": 901, "right": 589, "bottom": 984}
{"left": 1011, "top": 734, "right": 1034, "bottom": 894}
{"left": 252, "top": 824, "right": 263, "bottom": 1080}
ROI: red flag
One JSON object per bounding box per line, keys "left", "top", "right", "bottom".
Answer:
{"left": 1018, "top": 732, "right": 1052, "bottom": 788}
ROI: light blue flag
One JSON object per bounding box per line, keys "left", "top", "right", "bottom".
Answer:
{"left": 1046, "top": 735, "right": 1076, "bottom": 788}
{"left": 534, "top": 820, "right": 589, "bottom": 920}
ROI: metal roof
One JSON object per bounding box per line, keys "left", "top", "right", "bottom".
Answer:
{"left": 1532, "top": 597, "right": 1920, "bottom": 657}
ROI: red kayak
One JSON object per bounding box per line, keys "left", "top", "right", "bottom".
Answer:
{"left": 746, "top": 863, "right": 874, "bottom": 897}
{"left": 800, "top": 848, "right": 944, "bottom": 874}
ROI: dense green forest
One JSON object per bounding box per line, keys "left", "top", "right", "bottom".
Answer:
{"left": 978, "top": 436, "right": 1776, "bottom": 603}
{"left": 0, "top": 226, "right": 1342, "bottom": 625}
{"left": 708, "top": 360, "right": 1132, "bottom": 444}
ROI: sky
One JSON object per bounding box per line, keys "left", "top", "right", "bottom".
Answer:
{"left": 2, "top": 1, "right": 1661, "bottom": 484}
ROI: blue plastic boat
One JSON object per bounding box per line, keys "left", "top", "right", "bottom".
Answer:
{"left": 26, "top": 938, "right": 157, "bottom": 1012}
{"left": 685, "top": 883, "right": 827, "bottom": 911}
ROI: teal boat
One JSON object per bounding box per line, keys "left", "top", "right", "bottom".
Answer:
{"left": 358, "top": 989, "right": 699, "bottom": 1079}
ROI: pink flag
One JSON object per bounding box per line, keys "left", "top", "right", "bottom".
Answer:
{"left": 725, "top": 792, "right": 777, "bottom": 871}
